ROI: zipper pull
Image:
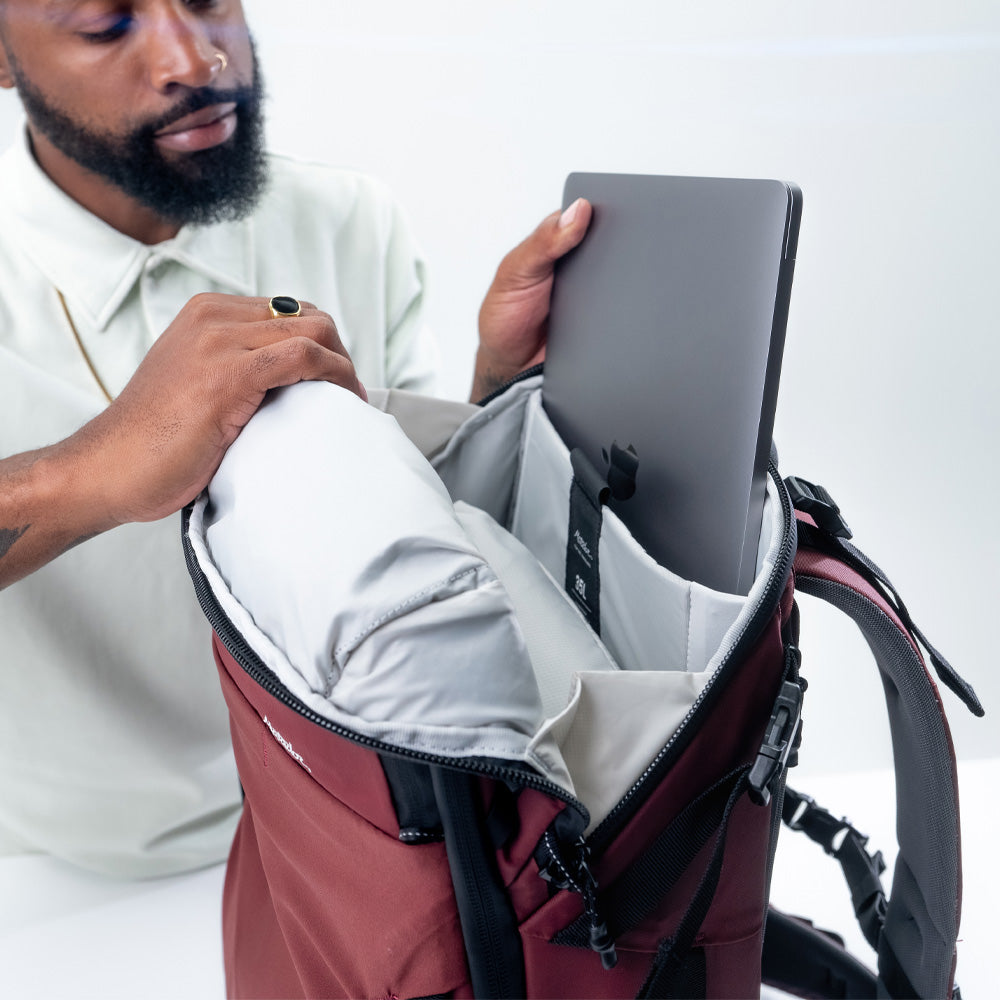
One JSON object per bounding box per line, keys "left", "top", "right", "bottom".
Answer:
{"left": 582, "top": 874, "right": 618, "bottom": 970}
{"left": 538, "top": 833, "right": 618, "bottom": 970}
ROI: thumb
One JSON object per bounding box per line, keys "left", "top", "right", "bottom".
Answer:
{"left": 496, "top": 197, "right": 593, "bottom": 289}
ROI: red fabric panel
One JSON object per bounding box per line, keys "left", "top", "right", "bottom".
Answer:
{"left": 496, "top": 785, "right": 566, "bottom": 916}
{"left": 213, "top": 567, "right": 792, "bottom": 1000}
{"left": 223, "top": 805, "right": 299, "bottom": 999}
{"left": 215, "top": 636, "right": 400, "bottom": 836}
{"left": 522, "top": 934, "right": 651, "bottom": 998}
{"left": 216, "top": 641, "right": 473, "bottom": 1000}
{"left": 519, "top": 583, "right": 793, "bottom": 999}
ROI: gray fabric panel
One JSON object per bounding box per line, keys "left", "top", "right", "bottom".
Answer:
{"left": 795, "top": 575, "right": 959, "bottom": 1000}
{"left": 367, "top": 387, "right": 479, "bottom": 460}
{"left": 432, "top": 377, "right": 536, "bottom": 527}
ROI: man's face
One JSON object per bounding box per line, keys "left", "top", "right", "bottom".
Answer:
{"left": 0, "top": 0, "right": 267, "bottom": 226}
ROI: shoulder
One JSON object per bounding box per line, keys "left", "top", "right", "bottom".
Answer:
{"left": 256, "top": 153, "right": 401, "bottom": 237}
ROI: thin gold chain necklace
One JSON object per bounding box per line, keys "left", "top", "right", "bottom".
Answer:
{"left": 55, "top": 288, "right": 114, "bottom": 404}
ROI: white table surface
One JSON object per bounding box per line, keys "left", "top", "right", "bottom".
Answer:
{"left": 2, "top": 759, "right": 995, "bottom": 999}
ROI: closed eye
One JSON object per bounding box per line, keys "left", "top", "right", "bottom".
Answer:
{"left": 79, "top": 14, "right": 134, "bottom": 44}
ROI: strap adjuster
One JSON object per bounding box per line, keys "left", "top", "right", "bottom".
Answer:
{"left": 781, "top": 787, "right": 889, "bottom": 951}
{"left": 785, "top": 476, "right": 853, "bottom": 539}
{"left": 749, "top": 678, "right": 804, "bottom": 807}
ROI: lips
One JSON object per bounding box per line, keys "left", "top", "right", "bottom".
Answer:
{"left": 154, "top": 103, "right": 238, "bottom": 153}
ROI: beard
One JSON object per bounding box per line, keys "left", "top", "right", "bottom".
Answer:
{"left": 10, "top": 49, "right": 269, "bottom": 227}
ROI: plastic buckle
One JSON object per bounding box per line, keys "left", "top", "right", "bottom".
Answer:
{"left": 785, "top": 790, "right": 816, "bottom": 831}
{"left": 749, "top": 679, "right": 804, "bottom": 807}
{"left": 785, "top": 476, "right": 853, "bottom": 540}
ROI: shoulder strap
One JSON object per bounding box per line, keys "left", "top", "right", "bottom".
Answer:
{"left": 763, "top": 907, "right": 878, "bottom": 999}
{"left": 789, "top": 477, "right": 979, "bottom": 999}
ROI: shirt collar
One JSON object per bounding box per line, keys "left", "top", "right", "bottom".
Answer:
{"left": 0, "top": 127, "right": 256, "bottom": 330}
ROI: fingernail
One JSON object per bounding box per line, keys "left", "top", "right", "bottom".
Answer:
{"left": 559, "top": 198, "right": 582, "bottom": 229}
{"left": 358, "top": 380, "right": 369, "bottom": 403}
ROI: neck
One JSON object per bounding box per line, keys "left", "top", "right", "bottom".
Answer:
{"left": 27, "top": 125, "right": 181, "bottom": 245}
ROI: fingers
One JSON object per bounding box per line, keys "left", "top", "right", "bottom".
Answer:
{"left": 244, "top": 336, "right": 368, "bottom": 402}
{"left": 179, "top": 293, "right": 364, "bottom": 398}
{"left": 183, "top": 293, "right": 319, "bottom": 325}
{"left": 497, "top": 197, "right": 593, "bottom": 288}
{"left": 230, "top": 310, "right": 346, "bottom": 356}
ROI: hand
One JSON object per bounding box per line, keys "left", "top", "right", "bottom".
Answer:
{"left": 76, "top": 293, "right": 365, "bottom": 525}
{"left": 472, "top": 197, "right": 592, "bottom": 401}
{"left": 1, "top": 293, "right": 364, "bottom": 589}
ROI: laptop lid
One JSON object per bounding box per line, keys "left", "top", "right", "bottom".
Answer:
{"left": 542, "top": 172, "right": 801, "bottom": 595}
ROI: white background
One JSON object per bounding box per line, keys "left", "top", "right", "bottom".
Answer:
{"left": 1, "top": 0, "right": 997, "bottom": 960}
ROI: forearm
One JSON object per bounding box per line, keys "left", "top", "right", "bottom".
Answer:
{"left": 0, "top": 437, "right": 116, "bottom": 591}
{"left": 470, "top": 347, "right": 523, "bottom": 403}
{"left": 1, "top": 294, "right": 367, "bottom": 590}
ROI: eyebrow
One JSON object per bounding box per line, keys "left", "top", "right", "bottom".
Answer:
{"left": 42, "top": 1, "right": 123, "bottom": 24}
{"left": 42, "top": 1, "right": 88, "bottom": 18}
{"left": 44, "top": 0, "right": 116, "bottom": 14}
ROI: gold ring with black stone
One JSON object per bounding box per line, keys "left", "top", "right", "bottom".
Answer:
{"left": 268, "top": 295, "right": 302, "bottom": 318}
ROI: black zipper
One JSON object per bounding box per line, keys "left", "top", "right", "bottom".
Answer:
{"left": 585, "top": 463, "right": 797, "bottom": 855}
{"left": 474, "top": 363, "right": 545, "bottom": 407}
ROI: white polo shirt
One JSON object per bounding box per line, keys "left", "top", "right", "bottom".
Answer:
{"left": 0, "top": 130, "right": 439, "bottom": 877}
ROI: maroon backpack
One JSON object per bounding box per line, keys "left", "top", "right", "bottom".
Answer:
{"left": 183, "top": 376, "right": 980, "bottom": 999}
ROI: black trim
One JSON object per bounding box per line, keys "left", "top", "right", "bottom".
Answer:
{"left": 431, "top": 767, "right": 525, "bottom": 999}
{"left": 795, "top": 518, "right": 982, "bottom": 717}
{"left": 763, "top": 908, "right": 877, "bottom": 999}
{"left": 474, "top": 363, "right": 545, "bottom": 407}
{"left": 633, "top": 769, "right": 750, "bottom": 999}
{"left": 381, "top": 757, "right": 444, "bottom": 844}
{"left": 782, "top": 787, "right": 888, "bottom": 951}
{"left": 565, "top": 448, "right": 607, "bottom": 633}
{"left": 553, "top": 768, "right": 748, "bottom": 949}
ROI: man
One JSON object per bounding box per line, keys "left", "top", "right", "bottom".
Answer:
{"left": 0, "top": 0, "right": 590, "bottom": 876}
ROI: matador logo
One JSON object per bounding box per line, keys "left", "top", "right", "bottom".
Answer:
{"left": 263, "top": 715, "right": 312, "bottom": 773}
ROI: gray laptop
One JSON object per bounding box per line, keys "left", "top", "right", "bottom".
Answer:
{"left": 542, "top": 173, "right": 801, "bottom": 595}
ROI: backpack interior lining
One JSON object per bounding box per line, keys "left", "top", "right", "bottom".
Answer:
{"left": 189, "top": 379, "right": 786, "bottom": 819}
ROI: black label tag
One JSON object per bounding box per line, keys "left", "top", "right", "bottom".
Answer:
{"left": 565, "top": 449, "right": 607, "bottom": 634}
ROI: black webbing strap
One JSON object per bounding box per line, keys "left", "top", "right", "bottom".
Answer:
{"left": 794, "top": 518, "right": 983, "bottom": 718}
{"left": 634, "top": 769, "right": 751, "bottom": 999}
{"left": 551, "top": 768, "right": 749, "bottom": 998}
{"left": 430, "top": 767, "right": 525, "bottom": 1000}
{"left": 553, "top": 767, "right": 748, "bottom": 951}
{"left": 762, "top": 908, "right": 878, "bottom": 999}
{"left": 781, "top": 787, "right": 889, "bottom": 951}
{"left": 565, "top": 448, "right": 610, "bottom": 634}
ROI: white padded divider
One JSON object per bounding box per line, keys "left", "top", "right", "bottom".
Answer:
{"left": 192, "top": 382, "right": 567, "bottom": 777}
{"left": 455, "top": 502, "right": 619, "bottom": 720}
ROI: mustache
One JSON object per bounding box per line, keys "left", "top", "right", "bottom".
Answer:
{"left": 138, "top": 84, "right": 257, "bottom": 139}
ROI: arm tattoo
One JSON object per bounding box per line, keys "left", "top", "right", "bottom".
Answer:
{"left": 0, "top": 525, "right": 30, "bottom": 562}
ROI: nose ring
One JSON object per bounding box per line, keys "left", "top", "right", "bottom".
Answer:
{"left": 213, "top": 51, "right": 228, "bottom": 74}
